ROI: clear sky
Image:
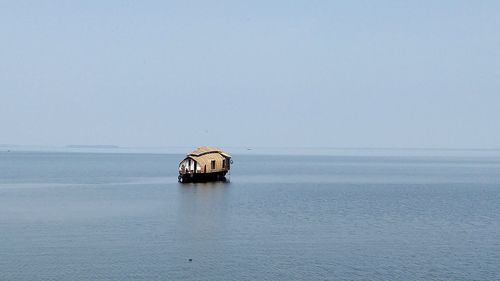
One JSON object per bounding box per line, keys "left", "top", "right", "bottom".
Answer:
{"left": 1, "top": 1, "right": 499, "bottom": 149}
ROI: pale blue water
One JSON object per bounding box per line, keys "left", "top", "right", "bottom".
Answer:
{"left": 1, "top": 151, "right": 499, "bottom": 280}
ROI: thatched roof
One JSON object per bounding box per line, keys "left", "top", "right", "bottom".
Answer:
{"left": 188, "top": 146, "right": 231, "bottom": 158}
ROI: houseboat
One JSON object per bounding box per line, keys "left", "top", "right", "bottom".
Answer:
{"left": 178, "top": 146, "right": 232, "bottom": 183}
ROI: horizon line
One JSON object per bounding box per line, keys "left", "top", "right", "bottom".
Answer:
{"left": 2, "top": 144, "right": 500, "bottom": 152}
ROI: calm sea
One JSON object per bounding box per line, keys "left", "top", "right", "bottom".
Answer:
{"left": 1, "top": 151, "right": 499, "bottom": 280}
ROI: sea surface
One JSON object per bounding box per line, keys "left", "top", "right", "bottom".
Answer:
{"left": 1, "top": 151, "right": 499, "bottom": 280}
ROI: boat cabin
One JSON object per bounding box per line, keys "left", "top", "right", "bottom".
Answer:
{"left": 178, "top": 146, "right": 231, "bottom": 183}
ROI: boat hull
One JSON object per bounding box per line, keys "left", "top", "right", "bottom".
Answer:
{"left": 178, "top": 171, "right": 228, "bottom": 183}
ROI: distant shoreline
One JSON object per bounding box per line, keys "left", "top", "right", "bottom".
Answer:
{"left": 2, "top": 145, "right": 500, "bottom": 158}
{"left": 65, "top": 145, "right": 120, "bottom": 149}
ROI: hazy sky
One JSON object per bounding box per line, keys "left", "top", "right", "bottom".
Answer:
{"left": 1, "top": 1, "right": 499, "bottom": 148}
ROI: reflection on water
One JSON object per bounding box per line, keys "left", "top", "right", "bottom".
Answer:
{"left": 176, "top": 182, "right": 231, "bottom": 242}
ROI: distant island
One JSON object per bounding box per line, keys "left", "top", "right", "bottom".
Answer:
{"left": 66, "top": 145, "right": 120, "bottom": 149}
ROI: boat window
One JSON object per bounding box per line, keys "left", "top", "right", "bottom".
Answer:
{"left": 211, "top": 160, "right": 216, "bottom": 170}
{"left": 222, "top": 159, "right": 226, "bottom": 168}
